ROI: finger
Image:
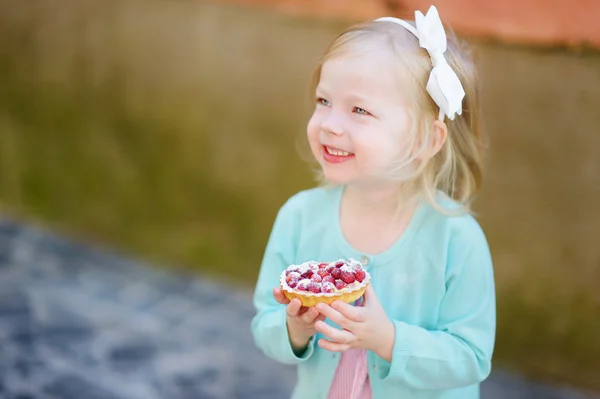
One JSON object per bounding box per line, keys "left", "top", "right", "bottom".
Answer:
{"left": 314, "top": 320, "right": 355, "bottom": 344}
{"left": 318, "top": 338, "right": 350, "bottom": 352}
{"left": 273, "top": 288, "right": 290, "bottom": 305}
{"left": 329, "top": 300, "right": 366, "bottom": 323}
{"left": 315, "top": 303, "right": 353, "bottom": 329}
{"left": 286, "top": 298, "right": 302, "bottom": 317}
{"left": 315, "top": 313, "right": 326, "bottom": 322}
{"left": 297, "top": 306, "right": 311, "bottom": 316}
{"left": 301, "top": 307, "right": 320, "bottom": 324}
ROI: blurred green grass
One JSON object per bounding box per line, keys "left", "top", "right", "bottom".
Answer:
{"left": 0, "top": 0, "right": 599, "bottom": 392}
{"left": 0, "top": 0, "right": 322, "bottom": 282}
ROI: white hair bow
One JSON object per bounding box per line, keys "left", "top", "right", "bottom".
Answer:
{"left": 376, "top": 6, "right": 465, "bottom": 121}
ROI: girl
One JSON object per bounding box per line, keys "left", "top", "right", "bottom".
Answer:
{"left": 251, "top": 5, "right": 495, "bottom": 399}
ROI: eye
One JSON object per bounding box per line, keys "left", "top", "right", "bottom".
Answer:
{"left": 353, "top": 107, "right": 371, "bottom": 116}
{"left": 316, "top": 97, "right": 330, "bottom": 106}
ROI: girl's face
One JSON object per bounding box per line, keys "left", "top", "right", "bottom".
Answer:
{"left": 307, "top": 48, "right": 413, "bottom": 186}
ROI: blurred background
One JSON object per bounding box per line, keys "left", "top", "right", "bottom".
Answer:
{"left": 0, "top": 0, "right": 599, "bottom": 396}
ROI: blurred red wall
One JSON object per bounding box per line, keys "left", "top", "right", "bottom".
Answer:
{"left": 227, "top": 0, "right": 600, "bottom": 49}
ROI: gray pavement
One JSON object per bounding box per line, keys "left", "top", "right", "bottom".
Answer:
{"left": 0, "top": 216, "right": 597, "bottom": 399}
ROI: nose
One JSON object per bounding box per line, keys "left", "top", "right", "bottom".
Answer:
{"left": 321, "top": 109, "right": 345, "bottom": 136}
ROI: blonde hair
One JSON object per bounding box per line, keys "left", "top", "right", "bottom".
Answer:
{"left": 308, "top": 19, "right": 484, "bottom": 215}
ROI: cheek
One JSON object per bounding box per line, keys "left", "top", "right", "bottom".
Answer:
{"left": 306, "top": 112, "right": 316, "bottom": 133}
{"left": 357, "top": 133, "right": 395, "bottom": 157}
{"left": 353, "top": 134, "right": 400, "bottom": 172}
{"left": 306, "top": 114, "right": 321, "bottom": 144}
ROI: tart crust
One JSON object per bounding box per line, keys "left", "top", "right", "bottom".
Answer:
{"left": 279, "top": 262, "right": 370, "bottom": 307}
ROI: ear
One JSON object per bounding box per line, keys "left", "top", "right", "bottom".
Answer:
{"left": 416, "top": 119, "right": 447, "bottom": 161}
{"left": 430, "top": 119, "right": 448, "bottom": 157}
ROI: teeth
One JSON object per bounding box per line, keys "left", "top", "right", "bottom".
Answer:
{"left": 326, "top": 147, "right": 350, "bottom": 156}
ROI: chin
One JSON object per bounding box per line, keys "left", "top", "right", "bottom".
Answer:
{"left": 320, "top": 170, "right": 355, "bottom": 186}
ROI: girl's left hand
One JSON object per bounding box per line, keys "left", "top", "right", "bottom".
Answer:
{"left": 314, "top": 284, "right": 395, "bottom": 362}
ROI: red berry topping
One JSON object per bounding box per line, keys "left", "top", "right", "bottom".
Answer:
{"left": 355, "top": 269, "right": 366, "bottom": 283}
{"left": 297, "top": 279, "right": 310, "bottom": 291}
{"left": 308, "top": 282, "right": 322, "bottom": 293}
{"left": 300, "top": 269, "right": 314, "bottom": 279}
{"left": 322, "top": 282, "right": 335, "bottom": 293}
{"left": 287, "top": 260, "right": 367, "bottom": 294}
{"left": 340, "top": 271, "right": 356, "bottom": 284}
{"left": 331, "top": 268, "right": 342, "bottom": 279}
{"left": 322, "top": 275, "right": 335, "bottom": 285}
{"left": 334, "top": 280, "right": 347, "bottom": 290}
{"left": 353, "top": 263, "right": 364, "bottom": 271}
{"left": 286, "top": 271, "right": 301, "bottom": 282}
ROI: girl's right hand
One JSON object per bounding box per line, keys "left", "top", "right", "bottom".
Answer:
{"left": 273, "top": 287, "right": 325, "bottom": 355}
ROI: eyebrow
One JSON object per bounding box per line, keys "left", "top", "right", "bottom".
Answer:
{"left": 315, "top": 86, "right": 374, "bottom": 104}
{"left": 346, "top": 92, "right": 373, "bottom": 104}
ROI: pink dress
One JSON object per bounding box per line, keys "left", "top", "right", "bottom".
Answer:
{"left": 327, "top": 348, "right": 372, "bottom": 399}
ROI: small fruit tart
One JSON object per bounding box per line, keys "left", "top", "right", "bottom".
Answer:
{"left": 280, "top": 259, "right": 370, "bottom": 307}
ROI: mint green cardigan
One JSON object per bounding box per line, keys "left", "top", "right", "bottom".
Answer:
{"left": 251, "top": 186, "right": 496, "bottom": 398}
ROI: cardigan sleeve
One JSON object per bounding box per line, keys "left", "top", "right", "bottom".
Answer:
{"left": 250, "top": 196, "right": 317, "bottom": 364}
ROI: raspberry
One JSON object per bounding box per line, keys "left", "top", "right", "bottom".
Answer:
{"left": 300, "top": 269, "right": 314, "bottom": 279}
{"left": 325, "top": 264, "right": 335, "bottom": 273}
{"left": 355, "top": 269, "right": 366, "bottom": 283}
{"left": 286, "top": 272, "right": 301, "bottom": 283}
{"left": 331, "top": 268, "right": 342, "bottom": 279}
{"left": 322, "top": 275, "right": 335, "bottom": 285}
{"left": 322, "top": 282, "right": 335, "bottom": 293}
{"left": 286, "top": 267, "right": 299, "bottom": 275}
{"left": 308, "top": 282, "right": 322, "bottom": 293}
{"left": 340, "top": 271, "right": 355, "bottom": 284}
{"left": 335, "top": 261, "right": 345, "bottom": 268}
{"left": 297, "top": 279, "right": 310, "bottom": 291}
{"left": 311, "top": 274, "right": 322, "bottom": 283}
{"left": 288, "top": 278, "right": 298, "bottom": 288}
{"left": 334, "top": 280, "right": 347, "bottom": 290}
{"left": 318, "top": 262, "right": 328, "bottom": 269}
{"left": 317, "top": 269, "right": 329, "bottom": 279}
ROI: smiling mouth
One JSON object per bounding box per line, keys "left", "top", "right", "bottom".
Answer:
{"left": 324, "top": 146, "right": 353, "bottom": 157}
{"left": 322, "top": 145, "right": 354, "bottom": 164}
